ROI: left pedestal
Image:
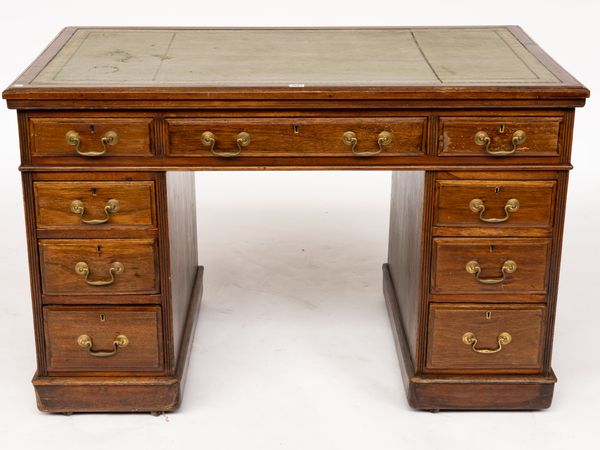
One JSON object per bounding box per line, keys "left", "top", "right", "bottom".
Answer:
{"left": 23, "top": 171, "right": 201, "bottom": 413}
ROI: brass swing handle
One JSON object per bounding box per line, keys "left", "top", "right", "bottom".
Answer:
{"left": 77, "top": 334, "right": 129, "bottom": 357}
{"left": 75, "top": 261, "right": 124, "bottom": 286}
{"left": 465, "top": 260, "right": 517, "bottom": 285}
{"left": 66, "top": 130, "right": 119, "bottom": 157}
{"left": 201, "top": 131, "right": 250, "bottom": 157}
{"left": 474, "top": 130, "right": 526, "bottom": 156}
{"left": 70, "top": 199, "right": 120, "bottom": 225}
{"left": 469, "top": 198, "right": 520, "bottom": 223}
{"left": 462, "top": 331, "right": 512, "bottom": 354}
{"left": 343, "top": 131, "right": 392, "bottom": 156}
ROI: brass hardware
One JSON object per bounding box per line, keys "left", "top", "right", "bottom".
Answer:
{"left": 201, "top": 131, "right": 249, "bottom": 157}
{"left": 485, "top": 311, "right": 492, "bottom": 320}
{"left": 236, "top": 132, "right": 251, "bottom": 151}
{"left": 343, "top": 130, "right": 392, "bottom": 157}
{"left": 498, "top": 124, "right": 505, "bottom": 133}
{"left": 77, "top": 334, "right": 129, "bottom": 357}
{"left": 66, "top": 130, "right": 118, "bottom": 157}
{"left": 462, "top": 331, "right": 512, "bottom": 354}
{"left": 100, "top": 313, "right": 106, "bottom": 322}
{"left": 70, "top": 199, "right": 120, "bottom": 225}
{"left": 469, "top": 198, "right": 520, "bottom": 223}
{"left": 474, "top": 129, "right": 526, "bottom": 156}
{"left": 465, "top": 259, "right": 517, "bottom": 285}
{"left": 65, "top": 130, "right": 81, "bottom": 150}
{"left": 293, "top": 125, "right": 300, "bottom": 134}
{"left": 74, "top": 261, "right": 124, "bottom": 286}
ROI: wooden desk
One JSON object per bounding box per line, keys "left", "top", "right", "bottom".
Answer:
{"left": 3, "top": 27, "right": 589, "bottom": 413}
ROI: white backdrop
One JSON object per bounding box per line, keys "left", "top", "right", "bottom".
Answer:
{"left": 0, "top": 2, "right": 599, "bottom": 449}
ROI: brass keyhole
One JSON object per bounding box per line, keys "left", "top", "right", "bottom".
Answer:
{"left": 486, "top": 311, "right": 492, "bottom": 320}
{"left": 490, "top": 245, "right": 495, "bottom": 252}
{"left": 495, "top": 186, "right": 501, "bottom": 194}
{"left": 293, "top": 125, "right": 300, "bottom": 134}
{"left": 498, "top": 124, "right": 505, "bottom": 134}
{"left": 100, "top": 313, "right": 106, "bottom": 322}
{"left": 89, "top": 124, "right": 96, "bottom": 134}
{"left": 91, "top": 187, "right": 97, "bottom": 196}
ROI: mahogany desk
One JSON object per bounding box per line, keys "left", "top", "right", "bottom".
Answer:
{"left": 2, "top": 27, "right": 589, "bottom": 413}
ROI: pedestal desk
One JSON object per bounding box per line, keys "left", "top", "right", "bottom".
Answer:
{"left": 3, "top": 27, "right": 589, "bottom": 413}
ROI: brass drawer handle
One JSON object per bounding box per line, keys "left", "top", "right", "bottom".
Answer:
{"left": 70, "top": 199, "right": 120, "bottom": 225}
{"left": 66, "top": 130, "right": 119, "bottom": 157}
{"left": 74, "top": 261, "right": 124, "bottom": 286}
{"left": 465, "top": 259, "right": 517, "bottom": 285}
{"left": 462, "top": 331, "right": 512, "bottom": 354}
{"left": 77, "top": 334, "right": 129, "bottom": 357}
{"left": 469, "top": 198, "right": 520, "bottom": 223}
{"left": 343, "top": 130, "right": 392, "bottom": 157}
{"left": 201, "top": 131, "right": 250, "bottom": 157}
{"left": 474, "top": 130, "right": 526, "bottom": 156}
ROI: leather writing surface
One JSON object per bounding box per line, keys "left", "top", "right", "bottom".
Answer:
{"left": 32, "top": 28, "right": 559, "bottom": 86}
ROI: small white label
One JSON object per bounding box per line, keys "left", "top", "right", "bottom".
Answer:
{"left": 288, "top": 83, "right": 305, "bottom": 88}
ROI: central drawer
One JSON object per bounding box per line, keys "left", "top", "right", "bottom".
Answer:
{"left": 39, "top": 239, "right": 159, "bottom": 295}
{"left": 166, "top": 117, "right": 427, "bottom": 157}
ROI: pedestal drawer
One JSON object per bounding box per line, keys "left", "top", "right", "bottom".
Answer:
{"left": 44, "top": 306, "right": 164, "bottom": 374}
{"left": 34, "top": 181, "right": 156, "bottom": 230}
{"left": 39, "top": 239, "right": 159, "bottom": 295}
{"left": 434, "top": 180, "right": 556, "bottom": 229}
{"left": 431, "top": 238, "right": 551, "bottom": 294}
{"left": 426, "top": 304, "right": 546, "bottom": 373}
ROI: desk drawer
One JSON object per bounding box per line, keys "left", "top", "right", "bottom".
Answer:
{"left": 438, "top": 116, "right": 562, "bottom": 157}
{"left": 44, "top": 306, "right": 163, "bottom": 374}
{"left": 29, "top": 117, "right": 154, "bottom": 158}
{"left": 166, "top": 117, "right": 427, "bottom": 157}
{"left": 434, "top": 180, "right": 556, "bottom": 229}
{"left": 34, "top": 181, "right": 156, "bottom": 230}
{"left": 39, "top": 239, "right": 159, "bottom": 295}
{"left": 431, "top": 238, "right": 551, "bottom": 294}
{"left": 426, "top": 304, "right": 545, "bottom": 373}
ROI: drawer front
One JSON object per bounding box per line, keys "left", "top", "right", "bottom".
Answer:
{"left": 431, "top": 238, "right": 551, "bottom": 294}
{"left": 434, "top": 180, "right": 556, "bottom": 228}
{"left": 39, "top": 239, "right": 159, "bottom": 295}
{"left": 438, "top": 116, "right": 562, "bottom": 157}
{"left": 44, "top": 306, "right": 163, "bottom": 374}
{"left": 426, "top": 304, "right": 545, "bottom": 372}
{"left": 167, "top": 117, "right": 427, "bottom": 157}
{"left": 30, "top": 118, "right": 154, "bottom": 158}
{"left": 34, "top": 181, "right": 156, "bottom": 230}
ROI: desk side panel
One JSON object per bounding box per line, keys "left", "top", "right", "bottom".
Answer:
{"left": 162, "top": 172, "right": 198, "bottom": 370}
{"left": 387, "top": 171, "right": 428, "bottom": 364}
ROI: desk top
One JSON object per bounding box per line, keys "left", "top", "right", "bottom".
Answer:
{"left": 3, "top": 27, "right": 589, "bottom": 104}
